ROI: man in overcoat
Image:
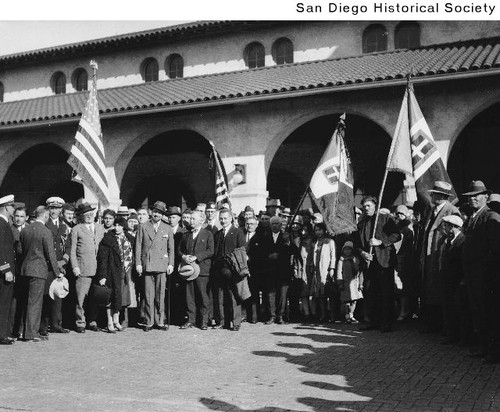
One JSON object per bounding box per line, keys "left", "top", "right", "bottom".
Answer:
{"left": 212, "top": 208, "right": 246, "bottom": 330}
{"left": 355, "top": 196, "right": 401, "bottom": 332}
{"left": 70, "top": 202, "right": 105, "bottom": 333}
{"left": 419, "top": 181, "right": 459, "bottom": 333}
{"left": 179, "top": 210, "right": 214, "bottom": 330}
{"left": 0, "top": 195, "right": 16, "bottom": 345}
{"left": 461, "top": 180, "right": 500, "bottom": 363}
{"left": 19, "top": 206, "right": 60, "bottom": 342}
{"left": 135, "top": 201, "right": 175, "bottom": 331}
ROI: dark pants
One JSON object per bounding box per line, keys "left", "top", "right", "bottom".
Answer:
{"left": 212, "top": 274, "right": 241, "bottom": 328}
{"left": 0, "top": 279, "right": 14, "bottom": 339}
{"left": 185, "top": 276, "right": 210, "bottom": 325}
{"left": 23, "top": 277, "right": 46, "bottom": 340}
{"left": 8, "top": 279, "right": 24, "bottom": 338}
{"left": 365, "top": 261, "right": 395, "bottom": 328}
{"left": 168, "top": 272, "right": 186, "bottom": 326}
{"left": 263, "top": 277, "right": 289, "bottom": 320}
{"left": 464, "top": 264, "right": 488, "bottom": 351}
{"left": 246, "top": 274, "right": 263, "bottom": 322}
{"left": 40, "top": 271, "right": 63, "bottom": 333}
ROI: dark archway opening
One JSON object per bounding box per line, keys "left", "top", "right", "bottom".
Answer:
{"left": 0, "top": 143, "right": 83, "bottom": 212}
{"left": 268, "top": 114, "right": 403, "bottom": 209}
{"left": 121, "top": 130, "right": 214, "bottom": 209}
{"left": 448, "top": 102, "right": 500, "bottom": 196}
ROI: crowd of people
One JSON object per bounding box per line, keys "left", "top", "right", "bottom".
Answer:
{"left": 0, "top": 179, "right": 499, "bottom": 364}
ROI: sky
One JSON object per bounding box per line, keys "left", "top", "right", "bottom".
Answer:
{"left": 0, "top": 21, "right": 193, "bottom": 56}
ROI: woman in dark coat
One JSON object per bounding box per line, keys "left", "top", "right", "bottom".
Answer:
{"left": 96, "top": 217, "right": 134, "bottom": 333}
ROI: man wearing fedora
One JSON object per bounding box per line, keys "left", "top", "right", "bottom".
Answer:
{"left": 135, "top": 201, "right": 175, "bottom": 332}
{"left": 19, "top": 206, "right": 60, "bottom": 342}
{"left": 43, "top": 196, "right": 71, "bottom": 334}
{"left": 461, "top": 180, "right": 500, "bottom": 363}
{"left": 70, "top": 202, "right": 105, "bottom": 333}
{"left": 166, "top": 205, "right": 187, "bottom": 326}
{"left": 266, "top": 199, "right": 283, "bottom": 217}
{"left": 419, "top": 181, "right": 459, "bottom": 334}
{"left": 178, "top": 210, "right": 214, "bottom": 330}
{"left": 0, "top": 195, "right": 16, "bottom": 344}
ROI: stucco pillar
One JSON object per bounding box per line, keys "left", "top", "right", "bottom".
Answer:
{"left": 221, "top": 155, "right": 268, "bottom": 214}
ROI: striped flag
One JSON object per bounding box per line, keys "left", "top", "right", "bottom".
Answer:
{"left": 310, "top": 114, "right": 357, "bottom": 235}
{"left": 67, "top": 60, "right": 110, "bottom": 207}
{"left": 387, "top": 81, "right": 456, "bottom": 205}
{"left": 209, "top": 141, "right": 231, "bottom": 209}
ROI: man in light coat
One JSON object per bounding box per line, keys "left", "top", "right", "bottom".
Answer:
{"left": 135, "top": 201, "right": 175, "bottom": 331}
{"left": 70, "top": 202, "right": 105, "bottom": 333}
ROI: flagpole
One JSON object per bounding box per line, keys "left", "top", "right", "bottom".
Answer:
{"left": 368, "top": 75, "right": 412, "bottom": 259}
{"left": 286, "top": 187, "right": 311, "bottom": 232}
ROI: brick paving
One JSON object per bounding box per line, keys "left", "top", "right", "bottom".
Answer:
{"left": 0, "top": 320, "right": 499, "bottom": 411}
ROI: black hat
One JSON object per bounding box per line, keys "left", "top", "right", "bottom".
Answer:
{"left": 166, "top": 206, "right": 182, "bottom": 216}
{"left": 462, "top": 180, "right": 491, "bottom": 196}
{"left": 151, "top": 201, "right": 167, "bottom": 214}
{"left": 76, "top": 202, "right": 95, "bottom": 215}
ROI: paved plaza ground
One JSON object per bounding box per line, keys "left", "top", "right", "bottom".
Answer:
{"left": 0, "top": 320, "right": 499, "bottom": 412}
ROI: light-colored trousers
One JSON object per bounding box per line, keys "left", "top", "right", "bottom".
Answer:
{"left": 75, "top": 276, "right": 93, "bottom": 328}
{"left": 142, "top": 272, "right": 166, "bottom": 327}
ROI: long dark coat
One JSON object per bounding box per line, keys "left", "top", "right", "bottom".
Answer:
{"left": 96, "top": 231, "right": 134, "bottom": 311}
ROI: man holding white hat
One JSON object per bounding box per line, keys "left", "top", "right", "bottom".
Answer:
{"left": 43, "top": 197, "right": 70, "bottom": 334}
{"left": 0, "top": 195, "right": 16, "bottom": 344}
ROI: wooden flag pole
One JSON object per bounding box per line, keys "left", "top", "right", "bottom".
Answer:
{"left": 286, "top": 186, "right": 311, "bottom": 233}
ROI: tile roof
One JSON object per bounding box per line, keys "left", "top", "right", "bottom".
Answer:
{"left": 1, "top": 36, "right": 500, "bottom": 129}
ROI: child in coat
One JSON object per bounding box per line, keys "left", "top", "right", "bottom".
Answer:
{"left": 337, "top": 241, "right": 363, "bottom": 323}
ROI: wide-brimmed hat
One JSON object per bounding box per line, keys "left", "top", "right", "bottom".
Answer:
{"left": 442, "top": 214, "right": 464, "bottom": 228}
{"left": 166, "top": 206, "right": 182, "bottom": 216}
{"left": 75, "top": 202, "right": 95, "bottom": 215}
{"left": 0, "top": 194, "right": 14, "bottom": 207}
{"left": 266, "top": 198, "right": 282, "bottom": 208}
{"left": 178, "top": 262, "right": 200, "bottom": 281}
{"left": 117, "top": 206, "right": 129, "bottom": 216}
{"left": 151, "top": 201, "right": 167, "bottom": 214}
{"left": 428, "top": 181, "right": 453, "bottom": 197}
{"left": 49, "top": 277, "right": 70, "bottom": 300}
{"left": 280, "top": 207, "right": 292, "bottom": 217}
{"left": 462, "top": 180, "right": 491, "bottom": 196}
{"left": 46, "top": 196, "right": 65, "bottom": 208}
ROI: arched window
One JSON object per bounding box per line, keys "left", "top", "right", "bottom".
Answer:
{"left": 72, "top": 68, "right": 88, "bottom": 92}
{"left": 244, "top": 42, "right": 265, "bottom": 69}
{"left": 141, "top": 58, "right": 159, "bottom": 82}
{"left": 272, "top": 38, "right": 294, "bottom": 65}
{"left": 395, "top": 22, "right": 421, "bottom": 49}
{"left": 0, "top": 82, "right": 4, "bottom": 103}
{"left": 362, "top": 24, "right": 388, "bottom": 53}
{"left": 166, "top": 54, "right": 184, "bottom": 79}
{"left": 51, "top": 72, "right": 66, "bottom": 94}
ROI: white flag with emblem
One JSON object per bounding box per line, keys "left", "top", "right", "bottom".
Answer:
{"left": 386, "top": 82, "right": 455, "bottom": 204}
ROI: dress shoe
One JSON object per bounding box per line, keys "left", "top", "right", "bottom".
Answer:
{"left": 230, "top": 325, "right": 240, "bottom": 331}
{"left": 51, "top": 326, "right": 70, "bottom": 334}
{"left": 86, "top": 324, "right": 99, "bottom": 332}
{"left": 23, "top": 337, "right": 42, "bottom": 342}
{"left": 249, "top": 320, "right": 257, "bottom": 324}
{"left": 0, "top": 338, "right": 15, "bottom": 345}
{"left": 200, "top": 324, "right": 208, "bottom": 330}
{"left": 75, "top": 327, "right": 86, "bottom": 333}
{"left": 276, "top": 318, "right": 284, "bottom": 325}
{"left": 155, "top": 324, "right": 168, "bottom": 331}
{"left": 143, "top": 325, "right": 152, "bottom": 332}
{"left": 114, "top": 323, "right": 124, "bottom": 332}
{"left": 264, "top": 317, "right": 275, "bottom": 325}
{"left": 180, "top": 322, "right": 194, "bottom": 329}
{"left": 212, "top": 323, "right": 224, "bottom": 329}
{"left": 39, "top": 330, "right": 49, "bottom": 337}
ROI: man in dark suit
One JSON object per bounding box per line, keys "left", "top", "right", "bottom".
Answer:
{"left": 135, "top": 201, "right": 175, "bottom": 331}
{"left": 179, "top": 210, "right": 214, "bottom": 330}
{"left": 19, "top": 206, "right": 60, "bottom": 342}
{"left": 212, "top": 208, "right": 246, "bottom": 331}
{"left": 43, "top": 196, "right": 70, "bottom": 334}
{"left": 166, "top": 206, "right": 187, "bottom": 326}
{"left": 245, "top": 216, "right": 264, "bottom": 323}
{"left": 355, "top": 196, "right": 401, "bottom": 333}
{"left": 419, "top": 181, "right": 459, "bottom": 333}
{"left": 261, "top": 216, "right": 291, "bottom": 324}
{"left": 461, "top": 181, "right": 500, "bottom": 363}
{"left": 0, "top": 195, "right": 16, "bottom": 345}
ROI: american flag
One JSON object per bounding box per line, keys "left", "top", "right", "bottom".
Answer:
{"left": 209, "top": 141, "right": 231, "bottom": 209}
{"left": 67, "top": 60, "right": 110, "bottom": 207}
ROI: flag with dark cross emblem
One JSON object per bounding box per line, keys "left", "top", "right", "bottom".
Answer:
{"left": 386, "top": 81, "right": 456, "bottom": 206}
{"left": 309, "top": 114, "right": 356, "bottom": 235}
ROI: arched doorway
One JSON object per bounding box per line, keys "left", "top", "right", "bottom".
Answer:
{"left": 268, "top": 114, "right": 403, "bottom": 209}
{"left": 0, "top": 143, "right": 84, "bottom": 211}
{"left": 448, "top": 102, "right": 500, "bottom": 196}
{"left": 120, "top": 130, "right": 214, "bottom": 209}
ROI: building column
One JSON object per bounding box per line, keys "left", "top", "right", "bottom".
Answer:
{"left": 221, "top": 155, "right": 268, "bottom": 213}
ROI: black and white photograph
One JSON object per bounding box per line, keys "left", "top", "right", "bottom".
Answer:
{"left": 0, "top": 3, "right": 500, "bottom": 410}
